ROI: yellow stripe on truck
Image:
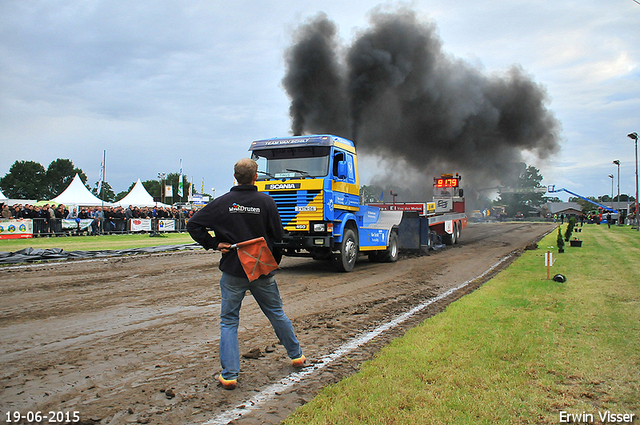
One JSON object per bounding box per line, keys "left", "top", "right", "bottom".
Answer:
{"left": 284, "top": 191, "right": 324, "bottom": 231}
{"left": 359, "top": 245, "right": 387, "bottom": 251}
{"left": 331, "top": 181, "right": 359, "bottom": 195}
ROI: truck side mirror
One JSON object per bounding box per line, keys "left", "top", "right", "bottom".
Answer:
{"left": 337, "top": 160, "right": 348, "bottom": 179}
{"left": 458, "top": 189, "right": 463, "bottom": 197}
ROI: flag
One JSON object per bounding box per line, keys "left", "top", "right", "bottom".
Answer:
{"left": 97, "top": 160, "right": 104, "bottom": 195}
{"left": 233, "top": 237, "right": 279, "bottom": 282}
{"left": 96, "top": 166, "right": 103, "bottom": 195}
{"left": 177, "top": 159, "right": 184, "bottom": 197}
{"left": 379, "top": 190, "right": 384, "bottom": 202}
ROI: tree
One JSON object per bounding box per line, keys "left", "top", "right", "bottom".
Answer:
{"left": 114, "top": 181, "right": 135, "bottom": 203}
{"left": 92, "top": 181, "right": 116, "bottom": 202}
{"left": 359, "top": 185, "right": 383, "bottom": 204}
{"left": 496, "top": 163, "right": 547, "bottom": 217}
{"left": 46, "top": 158, "right": 87, "bottom": 198}
{"left": 0, "top": 160, "right": 48, "bottom": 199}
{"left": 114, "top": 190, "right": 129, "bottom": 202}
{"left": 142, "top": 180, "right": 161, "bottom": 199}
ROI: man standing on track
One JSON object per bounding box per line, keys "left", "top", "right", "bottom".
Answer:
{"left": 187, "top": 158, "right": 305, "bottom": 390}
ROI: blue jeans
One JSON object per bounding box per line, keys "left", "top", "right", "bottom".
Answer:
{"left": 219, "top": 272, "right": 302, "bottom": 380}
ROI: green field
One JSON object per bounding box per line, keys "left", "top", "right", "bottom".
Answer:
{"left": 285, "top": 224, "right": 640, "bottom": 424}
{"left": 0, "top": 233, "right": 195, "bottom": 252}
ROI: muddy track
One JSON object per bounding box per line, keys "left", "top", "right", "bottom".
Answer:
{"left": 0, "top": 222, "right": 555, "bottom": 425}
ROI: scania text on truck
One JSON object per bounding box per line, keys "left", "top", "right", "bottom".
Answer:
{"left": 249, "top": 134, "right": 467, "bottom": 272}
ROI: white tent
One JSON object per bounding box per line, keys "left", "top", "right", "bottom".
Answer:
{"left": 115, "top": 179, "right": 164, "bottom": 207}
{"left": 50, "top": 174, "right": 110, "bottom": 207}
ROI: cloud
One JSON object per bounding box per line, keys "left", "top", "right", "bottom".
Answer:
{"left": 0, "top": 0, "right": 638, "bottom": 202}
{"left": 282, "top": 7, "right": 562, "bottom": 195}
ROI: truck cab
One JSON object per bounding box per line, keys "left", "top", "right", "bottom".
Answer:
{"left": 250, "top": 134, "right": 400, "bottom": 271}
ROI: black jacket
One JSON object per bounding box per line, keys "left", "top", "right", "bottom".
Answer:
{"left": 187, "top": 185, "right": 283, "bottom": 278}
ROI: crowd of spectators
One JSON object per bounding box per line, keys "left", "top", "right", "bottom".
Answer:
{"left": 0, "top": 202, "right": 198, "bottom": 237}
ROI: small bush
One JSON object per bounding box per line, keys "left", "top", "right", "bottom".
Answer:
{"left": 557, "top": 226, "right": 565, "bottom": 251}
{"left": 564, "top": 216, "right": 576, "bottom": 241}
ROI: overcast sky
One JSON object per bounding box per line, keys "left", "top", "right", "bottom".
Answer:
{"left": 1, "top": 0, "right": 639, "bottom": 202}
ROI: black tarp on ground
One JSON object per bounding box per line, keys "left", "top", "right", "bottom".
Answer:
{"left": 0, "top": 244, "right": 203, "bottom": 265}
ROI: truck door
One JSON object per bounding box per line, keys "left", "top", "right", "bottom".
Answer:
{"left": 331, "top": 150, "right": 358, "bottom": 212}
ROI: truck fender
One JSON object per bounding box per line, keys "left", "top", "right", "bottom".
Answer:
{"left": 333, "top": 213, "right": 358, "bottom": 243}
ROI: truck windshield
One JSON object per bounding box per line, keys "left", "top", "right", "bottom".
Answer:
{"left": 251, "top": 146, "right": 331, "bottom": 180}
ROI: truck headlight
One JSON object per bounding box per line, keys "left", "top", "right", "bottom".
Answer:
{"left": 313, "top": 223, "right": 326, "bottom": 232}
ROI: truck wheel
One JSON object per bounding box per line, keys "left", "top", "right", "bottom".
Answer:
{"left": 334, "top": 228, "right": 358, "bottom": 272}
{"left": 379, "top": 231, "right": 399, "bottom": 262}
{"left": 454, "top": 223, "right": 461, "bottom": 244}
{"left": 443, "top": 224, "right": 457, "bottom": 245}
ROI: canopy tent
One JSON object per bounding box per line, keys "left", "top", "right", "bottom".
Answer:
{"left": 114, "top": 179, "right": 166, "bottom": 208}
{"left": 0, "top": 190, "right": 38, "bottom": 206}
{"left": 50, "top": 174, "right": 111, "bottom": 207}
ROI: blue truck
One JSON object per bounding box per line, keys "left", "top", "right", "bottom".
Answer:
{"left": 249, "top": 134, "right": 467, "bottom": 272}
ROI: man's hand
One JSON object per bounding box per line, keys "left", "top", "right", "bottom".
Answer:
{"left": 217, "top": 242, "right": 233, "bottom": 254}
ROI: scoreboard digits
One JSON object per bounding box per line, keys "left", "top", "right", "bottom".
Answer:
{"left": 435, "top": 178, "right": 459, "bottom": 188}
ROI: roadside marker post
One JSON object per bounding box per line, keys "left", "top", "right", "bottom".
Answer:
{"left": 544, "top": 251, "right": 555, "bottom": 280}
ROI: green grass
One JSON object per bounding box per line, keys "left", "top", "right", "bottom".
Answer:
{"left": 285, "top": 224, "right": 640, "bottom": 424}
{"left": 0, "top": 233, "right": 195, "bottom": 252}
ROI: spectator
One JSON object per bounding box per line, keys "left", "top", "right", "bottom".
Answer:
{"left": 67, "top": 206, "right": 78, "bottom": 219}
{"left": 22, "top": 204, "right": 32, "bottom": 219}
{"left": 92, "top": 207, "right": 103, "bottom": 235}
{"left": 114, "top": 207, "right": 125, "bottom": 233}
{"left": 33, "top": 206, "right": 42, "bottom": 236}
{"left": 54, "top": 205, "right": 64, "bottom": 236}
{"left": 41, "top": 205, "right": 51, "bottom": 235}
{"left": 1, "top": 204, "right": 11, "bottom": 219}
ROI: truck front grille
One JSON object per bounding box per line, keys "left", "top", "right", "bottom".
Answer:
{"left": 267, "top": 190, "right": 323, "bottom": 228}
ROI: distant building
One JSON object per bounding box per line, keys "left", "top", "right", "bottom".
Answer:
{"left": 540, "top": 202, "right": 583, "bottom": 217}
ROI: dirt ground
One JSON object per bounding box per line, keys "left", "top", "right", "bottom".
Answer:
{"left": 0, "top": 222, "right": 555, "bottom": 425}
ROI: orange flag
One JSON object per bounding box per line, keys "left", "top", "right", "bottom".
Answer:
{"left": 233, "top": 237, "right": 279, "bottom": 282}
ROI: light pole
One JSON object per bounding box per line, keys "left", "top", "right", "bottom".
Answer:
{"left": 613, "top": 160, "right": 620, "bottom": 223}
{"left": 627, "top": 132, "right": 639, "bottom": 231}
{"left": 608, "top": 174, "right": 614, "bottom": 207}
{"left": 158, "top": 172, "right": 166, "bottom": 204}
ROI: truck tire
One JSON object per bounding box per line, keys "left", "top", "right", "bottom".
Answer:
{"left": 379, "top": 231, "right": 399, "bottom": 262}
{"left": 454, "top": 222, "right": 461, "bottom": 243}
{"left": 334, "top": 227, "right": 358, "bottom": 272}
{"left": 443, "top": 223, "right": 457, "bottom": 245}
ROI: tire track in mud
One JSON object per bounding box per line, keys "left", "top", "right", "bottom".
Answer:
{"left": 0, "top": 222, "right": 555, "bottom": 425}
{"left": 207, "top": 250, "right": 521, "bottom": 425}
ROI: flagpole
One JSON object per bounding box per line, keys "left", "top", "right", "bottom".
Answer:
{"left": 101, "top": 150, "right": 105, "bottom": 234}
{"left": 101, "top": 150, "right": 106, "bottom": 210}
{"left": 178, "top": 159, "right": 184, "bottom": 203}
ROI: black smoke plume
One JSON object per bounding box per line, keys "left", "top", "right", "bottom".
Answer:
{"left": 282, "top": 8, "right": 562, "bottom": 198}
{"left": 282, "top": 13, "right": 350, "bottom": 138}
